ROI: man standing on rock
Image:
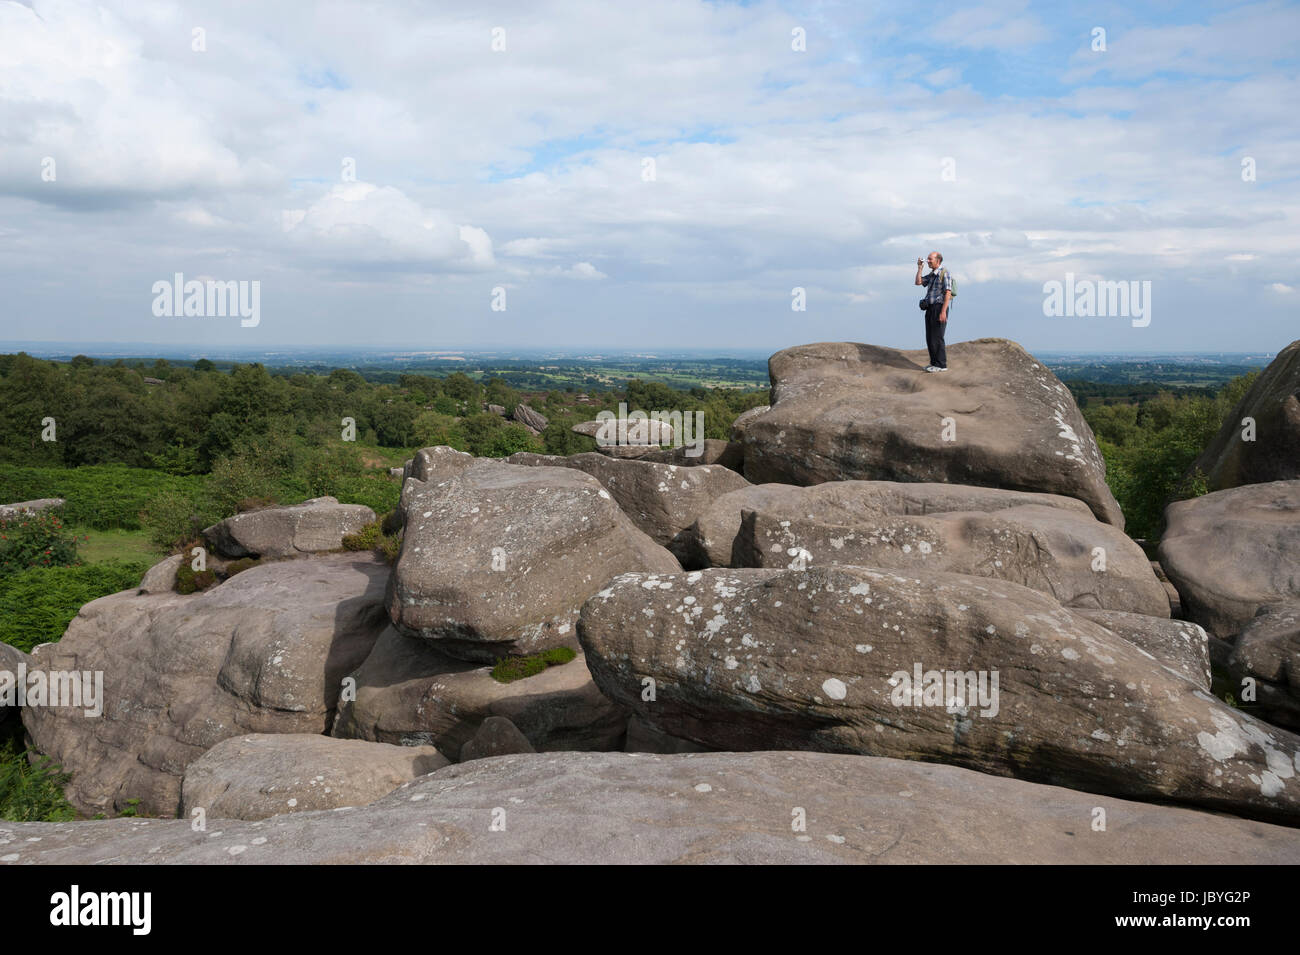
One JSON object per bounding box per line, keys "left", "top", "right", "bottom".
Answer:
{"left": 915, "top": 252, "right": 953, "bottom": 372}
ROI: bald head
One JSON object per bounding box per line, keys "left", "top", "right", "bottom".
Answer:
{"left": 927, "top": 251, "right": 943, "bottom": 268}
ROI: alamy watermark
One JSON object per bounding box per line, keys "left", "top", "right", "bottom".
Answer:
{"left": 888, "top": 662, "right": 1000, "bottom": 718}
{"left": 152, "top": 272, "right": 260, "bottom": 327}
{"left": 594, "top": 402, "right": 704, "bottom": 457}
{"left": 1042, "top": 273, "right": 1151, "bottom": 327}
{"left": 0, "top": 664, "right": 104, "bottom": 717}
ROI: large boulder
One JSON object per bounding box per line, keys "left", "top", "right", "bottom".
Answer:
{"left": 506, "top": 452, "right": 750, "bottom": 564}
{"left": 579, "top": 566, "right": 1300, "bottom": 826}
{"left": 388, "top": 459, "right": 679, "bottom": 662}
{"left": 1075, "top": 609, "right": 1211, "bottom": 691}
{"left": 739, "top": 341, "right": 1123, "bottom": 527}
{"left": 692, "top": 480, "right": 1093, "bottom": 561}
{"left": 137, "top": 554, "right": 184, "bottom": 594}
{"left": 725, "top": 492, "right": 1164, "bottom": 616}
{"left": 202, "top": 496, "right": 376, "bottom": 559}
{"left": 180, "top": 734, "right": 448, "bottom": 821}
{"left": 0, "top": 498, "right": 64, "bottom": 520}
{"left": 511, "top": 404, "right": 549, "bottom": 433}
{"left": 5, "top": 751, "right": 1300, "bottom": 864}
{"left": 1228, "top": 602, "right": 1300, "bottom": 731}
{"left": 1160, "top": 480, "right": 1300, "bottom": 639}
{"left": 332, "top": 626, "right": 627, "bottom": 758}
{"left": 22, "top": 554, "right": 391, "bottom": 816}
{"left": 1192, "top": 340, "right": 1300, "bottom": 490}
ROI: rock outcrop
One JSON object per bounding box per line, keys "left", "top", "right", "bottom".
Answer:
{"left": 739, "top": 341, "right": 1123, "bottom": 526}
{"left": 1160, "top": 480, "right": 1300, "bottom": 639}
{"left": 506, "top": 452, "right": 749, "bottom": 564}
{"left": 579, "top": 566, "right": 1300, "bottom": 825}
{"left": 22, "top": 554, "right": 390, "bottom": 816}
{"left": 511, "top": 404, "right": 549, "bottom": 433}
{"left": 5, "top": 751, "right": 1299, "bottom": 864}
{"left": 202, "top": 496, "right": 376, "bottom": 559}
{"left": 388, "top": 459, "right": 679, "bottom": 662}
{"left": 1191, "top": 339, "right": 1300, "bottom": 490}
{"left": 180, "top": 734, "right": 447, "bottom": 821}
{"left": 0, "top": 498, "right": 64, "bottom": 520}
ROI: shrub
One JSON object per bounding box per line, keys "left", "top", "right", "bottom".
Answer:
{"left": 0, "top": 560, "right": 147, "bottom": 651}
{"left": 0, "top": 510, "right": 79, "bottom": 578}
{"left": 140, "top": 488, "right": 217, "bottom": 552}
{"left": 342, "top": 520, "right": 402, "bottom": 563}
{"left": 223, "top": 557, "right": 260, "bottom": 577}
{"left": 342, "top": 521, "right": 381, "bottom": 551}
{"left": 175, "top": 564, "right": 217, "bottom": 594}
{"left": 491, "top": 645, "right": 577, "bottom": 684}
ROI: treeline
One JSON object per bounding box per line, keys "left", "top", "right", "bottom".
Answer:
{"left": 1082, "top": 372, "right": 1257, "bottom": 540}
{"left": 0, "top": 353, "right": 769, "bottom": 473}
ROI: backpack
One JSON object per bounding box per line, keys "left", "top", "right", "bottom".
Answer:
{"left": 939, "top": 268, "right": 957, "bottom": 298}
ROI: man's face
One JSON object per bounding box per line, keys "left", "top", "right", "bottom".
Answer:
{"left": 927, "top": 253, "right": 941, "bottom": 269}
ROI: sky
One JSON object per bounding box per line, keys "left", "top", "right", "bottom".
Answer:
{"left": 1, "top": 0, "right": 1297, "bottom": 355}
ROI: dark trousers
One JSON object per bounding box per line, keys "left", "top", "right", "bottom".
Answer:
{"left": 924, "top": 303, "right": 948, "bottom": 368}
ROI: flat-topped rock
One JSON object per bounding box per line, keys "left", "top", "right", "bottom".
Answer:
{"left": 0, "top": 498, "right": 64, "bottom": 520}
{"left": 202, "top": 496, "right": 376, "bottom": 559}
{"left": 5, "top": 751, "right": 1299, "bottom": 864}
{"left": 739, "top": 340, "right": 1123, "bottom": 526}
{"left": 181, "top": 734, "right": 448, "bottom": 821}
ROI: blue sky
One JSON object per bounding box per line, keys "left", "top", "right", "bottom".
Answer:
{"left": 1, "top": 0, "right": 1297, "bottom": 355}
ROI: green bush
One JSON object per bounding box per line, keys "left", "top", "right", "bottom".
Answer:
{"left": 491, "top": 646, "right": 577, "bottom": 683}
{"left": 0, "top": 510, "right": 80, "bottom": 578}
{"left": 341, "top": 521, "right": 381, "bottom": 551}
{"left": 140, "top": 488, "right": 219, "bottom": 552}
{"left": 223, "top": 557, "right": 260, "bottom": 577}
{"left": 342, "top": 519, "right": 403, "bottom": 563}
{"left": 174, "top": 564, "right": 217, "bottom": 594}
{"left": 0, "top": 559, "right": 147, "bottom": 651}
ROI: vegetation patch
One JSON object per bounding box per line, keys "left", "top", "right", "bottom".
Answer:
{"left": 175, "top": 563, "right": 217, "bottom": 594}
{"left": 491, "top": 646, "right": 577, "bottom": 684}
{"left": 342, "top": 515, "right": 403, "bottom": 564}
{"left": 0, "top": 560, "right": 147, "bottom": 651}
{"left": 0, "top": 724, "right": 75, "bottom": 822}
{"left": 0, "top": 509, "right": 80, "bottom": 578}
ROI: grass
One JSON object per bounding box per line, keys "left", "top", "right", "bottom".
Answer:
{"left": 70, "top": 526, "right": 165, "bottom": 565}
{"left": 491, "top": 646, "right": 577, "bottom": 684}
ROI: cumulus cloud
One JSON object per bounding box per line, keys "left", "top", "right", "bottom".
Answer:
{"left": 0, "top": 0, "right": 1295, "bottom": 350}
